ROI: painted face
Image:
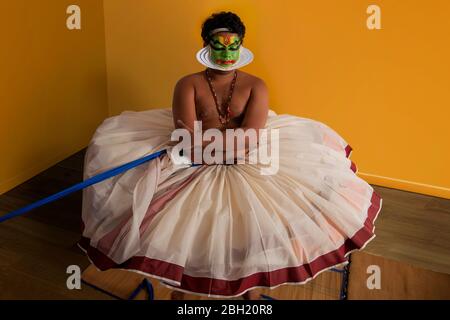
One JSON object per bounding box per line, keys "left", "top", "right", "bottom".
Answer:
{"left": 208, "top": 32, "right": 242, "bottom": 67}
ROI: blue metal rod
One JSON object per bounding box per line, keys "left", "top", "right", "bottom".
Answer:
{"left": 0, "top": 149, "right": 169, "bottom": 223}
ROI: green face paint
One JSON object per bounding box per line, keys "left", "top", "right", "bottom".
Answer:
{"left": 209, "top": 32, "right": 242, "bottom": 67}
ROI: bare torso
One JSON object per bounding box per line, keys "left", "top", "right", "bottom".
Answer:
{"left": 187, "top": 69, "right": 259, "bottom": 130}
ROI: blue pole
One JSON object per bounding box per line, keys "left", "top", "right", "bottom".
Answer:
{"left": 0, "top": 149, "right": 170, "bottom": 223}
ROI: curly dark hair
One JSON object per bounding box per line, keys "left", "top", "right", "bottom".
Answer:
{"left": 201, "top": 11, "right": 246, "bottom": 47}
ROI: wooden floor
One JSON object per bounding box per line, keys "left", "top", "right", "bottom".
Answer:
{"left": 0, "top": 149, "right": 112, "bottom": 299}
{"left": 0, "top": 147, "right": 449, "bottom": 299}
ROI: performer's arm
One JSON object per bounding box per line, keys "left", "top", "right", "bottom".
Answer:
{"left": 171, "top": 75, "right": 197, "bottom": 148}
{"left": 172, "top": 77, "right": 269, "bottom": 164}
{"left": 227, "top": 78, "right": 269, "bottom": 157}
{"left": 211, "top": 78, "right": 269, "bottom": 161}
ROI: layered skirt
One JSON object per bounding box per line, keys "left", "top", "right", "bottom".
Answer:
{"left": 79, "top": 108, "right": 382, "bottom": 298}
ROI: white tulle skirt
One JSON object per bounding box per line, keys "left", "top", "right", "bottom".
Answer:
{"left": 79, "top": 108, "right": 382, "bottom": 298}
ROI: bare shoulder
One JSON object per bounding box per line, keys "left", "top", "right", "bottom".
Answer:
{"left": 175, "top": 73, "right": 196, "bottom": 87}
{"left": 241, "top": 72, "right": 268, "bottom": 93}
{"left": 239, "top": 70, "right": 267, "bottom": 90}
{"left": 173, "top": 74, "right": 196, "bottom": 103}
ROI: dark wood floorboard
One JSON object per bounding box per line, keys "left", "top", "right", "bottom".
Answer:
{"left": 368, "top": 185, "right": 450, "bottom": 274}
{"left": 0, "top": 148, "right": 112, "bottom": 299}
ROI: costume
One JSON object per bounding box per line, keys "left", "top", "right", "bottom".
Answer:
{"left": 79, "top": 28, "right": 382, "bottom": 298}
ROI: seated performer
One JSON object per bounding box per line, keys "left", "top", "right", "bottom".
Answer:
{"left": 79, "top": 11, "right": 383, "bottom": 300}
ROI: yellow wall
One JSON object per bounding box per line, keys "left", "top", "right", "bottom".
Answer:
{"left": 2, "top": 0, "right": 449, "bottom": 199}
{"left": 103, "top": 0, "right": 450, "bottom": 199}
{"left": 0, "top": 1, "right": 108, "bottom": 194}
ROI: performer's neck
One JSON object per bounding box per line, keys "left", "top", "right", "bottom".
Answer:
{"left": 207, "top": 67, "right": 236, "bottom": 79}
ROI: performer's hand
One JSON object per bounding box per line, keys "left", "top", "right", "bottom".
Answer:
{"left": 176, "top": 119, "right": 204, "bottom": 165}
{"left": 167, "top": 139, "right": 179, "bottom": 147}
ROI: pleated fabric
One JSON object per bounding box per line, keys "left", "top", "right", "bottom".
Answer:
{"left": 79, "top": 108, "right": 382, "bottom": 298}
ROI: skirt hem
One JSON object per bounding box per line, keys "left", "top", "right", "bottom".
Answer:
{"left": 78, "top": 143, "right": 382, "bottom": 298}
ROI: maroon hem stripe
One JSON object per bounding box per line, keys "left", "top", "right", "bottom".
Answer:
{"left": 78, "top": 189, "right": 381, "bottom": 297}
{"left": 350, "top": 161, "right": 357, "bottom": 173}
{"left": 345, "top": 144, "right": 358, "bottom": 172}
{"left": 345, "top": 144, "right": 353, "bottom": 158}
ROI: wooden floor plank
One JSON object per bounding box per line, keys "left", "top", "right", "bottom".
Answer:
{"left": 348, "top": 251, "right": 450, "bottom": 300}
{"left": 368, "top": 185, "right": 450, "bottom": 274}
